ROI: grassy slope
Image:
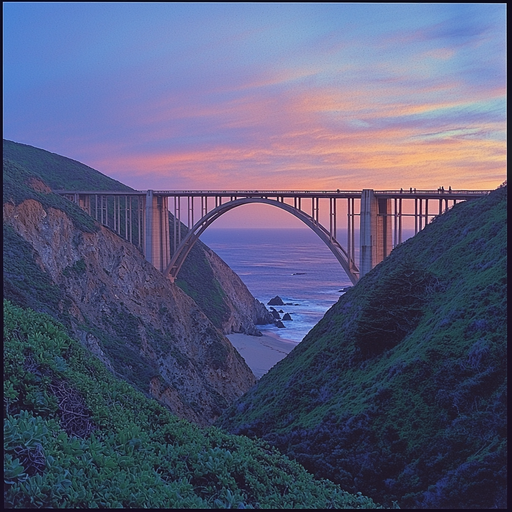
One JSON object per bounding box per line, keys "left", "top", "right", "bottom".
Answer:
{"left": 175, "top": 238, "right": 231, "bottom": 328}
{"left": 217, "top": 185, "right": 507, "bottom": 508}
{"left": 3, "top": 139, "right": 131, "bottom": 191}
{"left": 4, "top": 300, "right": 380, "bottom": 509}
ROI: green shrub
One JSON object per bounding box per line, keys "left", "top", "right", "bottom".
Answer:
{"left": 3, "top": 300, "right": 380, "bottom": 509}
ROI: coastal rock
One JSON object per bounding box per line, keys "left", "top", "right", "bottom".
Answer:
{"left": 3, "top": 199, "right": 257, "bottom": 425}
{"left": 275, "top": 320, "right": 286, "bottom": 328}
{"left": 282, "top": 313, "right": 293, "bottom": 321}
{"left": 270, "top": 308, "right": 281, "bottom": 320}
{"left": 268, "top": 295, "right": 285, "bottom": 306}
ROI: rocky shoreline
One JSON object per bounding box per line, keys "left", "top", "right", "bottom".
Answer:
{"left": 267, "top": 295, "right": 297, "bottom": 328}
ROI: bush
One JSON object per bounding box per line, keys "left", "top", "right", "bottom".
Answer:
{"left": 3, "top": 301, "right": 381, "bottom": 509}
{"left": 353, "top": 261, "right": 439, "bottom": 358}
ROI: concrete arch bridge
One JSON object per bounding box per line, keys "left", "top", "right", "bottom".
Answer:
{"left": 57, "top": 189, "right": 490, "bottom": 285}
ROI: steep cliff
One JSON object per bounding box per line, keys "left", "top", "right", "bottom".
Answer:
{"left": 4, "top": 196, "right": 256, "bottom": 425}
{"left": 3, "top": 139, "right": 273, "bottom": 337}
{"left": 178, "top": 240, "right": 273, "bottom": 336}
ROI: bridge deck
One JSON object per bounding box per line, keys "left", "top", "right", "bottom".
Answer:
{"left": 54, "top": 189, "right": 491, "bottom": 200}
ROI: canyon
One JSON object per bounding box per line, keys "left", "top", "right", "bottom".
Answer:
{"left": 3, "top": 173, "right": 273, "bottom": 425}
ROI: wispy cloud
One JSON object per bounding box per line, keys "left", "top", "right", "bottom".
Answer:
{"left": 3, "top": 3, "right": 506, "bottom": 201}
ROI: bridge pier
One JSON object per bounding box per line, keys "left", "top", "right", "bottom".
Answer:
{"left": 360, "top": 189, "right": 392, "bottom": 278}
{"left": 144, "top": 191, "right": 171, "bottom": 272}
{"left": 76, "top": 194, "right": 91, "bottom": 214}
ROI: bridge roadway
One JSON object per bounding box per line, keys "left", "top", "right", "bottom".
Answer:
{"left": 58, "top": 188, "right": 489, "bottom": 199}
{"left": 56, "top": 188, "right": 491, "bottom": 285}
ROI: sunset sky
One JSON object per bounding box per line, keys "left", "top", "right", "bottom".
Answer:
{"left": 3, "top": 3, "right": 506, "bottom": 227}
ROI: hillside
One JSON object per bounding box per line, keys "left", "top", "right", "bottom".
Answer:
{"left": 4, "top": 187, "right": 257, "bottom": 425}
{"left": 4, "top": 300, "right": 380, "bottom": 508}
{"left": 2, "top": 140, "right": 274, "bottom": 424}
{"left": 3, "top": 139, "right": 273, "bottom": 336}
{"left": 218, "top": 185, "right": 507, "bottom": 508}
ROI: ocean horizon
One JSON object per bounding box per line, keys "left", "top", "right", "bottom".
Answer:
{"left": 199, "top": 227, "right": 414, "bottom": 344}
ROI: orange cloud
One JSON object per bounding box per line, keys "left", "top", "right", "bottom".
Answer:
{"left": 87, "top": 63, "right": 505, "bottom": 196}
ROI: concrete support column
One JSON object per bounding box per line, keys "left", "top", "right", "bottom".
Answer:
{"left": 78, "top": 194, "right": 91, "bottom": 215}
{"left": 398, "top": 197, "right": 403, "bottom": 244}
{"left": 156, "top": 195, "right": 170, "bottom": 272}
{"left": 377, "top": 197, "right": 393, "bottom": 263}
{"left": 360, "top": 189, "right": 376, "bottom": 278}
{"left": 360, "top": 190, "right": 392, "bottom": 278}
{"left": 144, "top": 190, "right": 153, "bottom": 265}
{"left": 329, "top": 197, "right": 336, "bottom": 240}
{"left": 144, "top": 190, "right": 171, "bottom": 272}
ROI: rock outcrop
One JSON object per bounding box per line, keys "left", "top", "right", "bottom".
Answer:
{"left": 3, "top": 199, "right": 256, "bottom": 425}
{"left": 268, "top": 295, "right": 285, "bottom": 306}
{"left": 270, "top": 308, "right": 281, "bottom": 319}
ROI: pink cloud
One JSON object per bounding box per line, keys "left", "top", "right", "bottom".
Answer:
{"left": 73, "top": 54, "right": 505, "bottom": 196}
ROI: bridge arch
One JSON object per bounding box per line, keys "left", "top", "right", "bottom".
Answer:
{"left": 164, "top": 197, "right": 360, "bottom": 285}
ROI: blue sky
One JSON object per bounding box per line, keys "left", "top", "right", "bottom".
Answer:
{"left": 3, "top": 2, "right": 506, "bottom": 227}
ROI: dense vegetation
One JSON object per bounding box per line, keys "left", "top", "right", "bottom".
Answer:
{"left": 218, "top": 185, "right": 507, "bottom": 508}
{"left": 4, "top": 300, "right": 380, "bottom": 508}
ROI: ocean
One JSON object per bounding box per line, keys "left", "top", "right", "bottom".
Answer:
{"left": 199, "top": 228, "right": 356, "bottom": 345}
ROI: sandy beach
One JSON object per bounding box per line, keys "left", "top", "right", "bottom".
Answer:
{"left": 227, "top": 331, "right": 297, "bottom": 379}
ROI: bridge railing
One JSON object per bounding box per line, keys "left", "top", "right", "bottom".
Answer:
{"left": 375, "top": 189, "right": 491, "bottom": 194}
{"left": 153, "top": 190, "right": 363, "bottom": 195}
{"left": 56, "top": 189, "right": 492, "bottom": 197}
{"left": 152, "top": 189, "right": 493, "bottom": 197}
